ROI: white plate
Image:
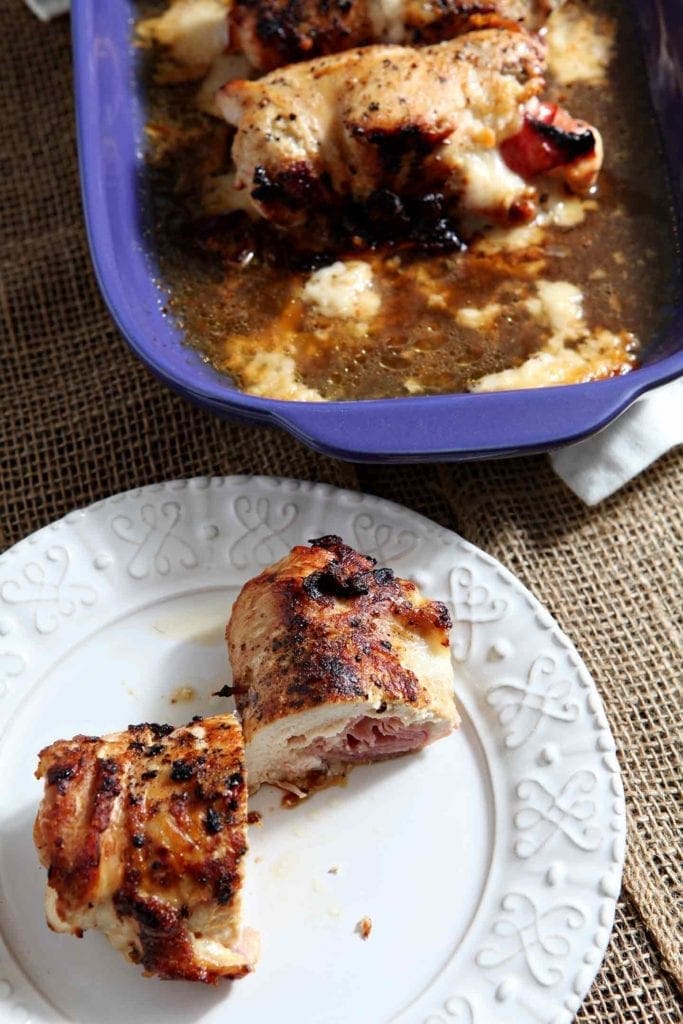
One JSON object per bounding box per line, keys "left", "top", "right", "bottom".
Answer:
{"left": 0, "top": 477, "right": 625, "bottom": 1024}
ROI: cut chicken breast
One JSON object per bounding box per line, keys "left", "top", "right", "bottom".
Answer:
{"left": 226, "top": 536, "right": 459, "bottom": 795}
{"left": 34, "top": 715, "right": 258, "bottom": 983}
{"left": 217, "top": 30, "right": 602, "bottom": 236}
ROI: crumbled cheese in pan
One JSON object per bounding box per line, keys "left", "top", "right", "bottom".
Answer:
{"left": 533, "top": 280, "right": 585, "bottom": 341}
{"left": 471, "top": 329, "right": 632, "bottom": 391}
{"left": 238, "top": 352, "right": 325, "bottom": 402}
{"left": 301, "top": 262, "right": 381, "bottom": 321}
{"left": 457, "top": 303, "right": 502, "bottom": 331}
{"left": 472, "top": 221, "right": 544, "bottom": 254}
{"left": 471, "top": 279, "right": 634, "bottom": 392}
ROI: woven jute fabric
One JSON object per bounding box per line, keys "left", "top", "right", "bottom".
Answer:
{"left": 1, "top": 2, "right": 681, "bottom": 1019}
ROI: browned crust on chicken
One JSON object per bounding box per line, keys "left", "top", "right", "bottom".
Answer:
{"left": 402, "top": 0, "right": 526, "bottom": 43}
{"left": 227, "top": 536, "right": 452, "bottom": 743}
{"left": 34, "top": 716, "right": 253, "bottom": 983}
{"left": 229, "top": 0, "right": 538, "bottom": 72}
{"left": 230, "top": 0, "right": 375, "bottom": 72}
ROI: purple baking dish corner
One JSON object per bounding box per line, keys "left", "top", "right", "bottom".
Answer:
{"left": 71, "top": 0, "right": 683, "bottom": 463}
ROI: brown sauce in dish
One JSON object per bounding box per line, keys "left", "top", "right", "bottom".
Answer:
{"left": 138, "top": 0, "right": 679, "bottom": 400}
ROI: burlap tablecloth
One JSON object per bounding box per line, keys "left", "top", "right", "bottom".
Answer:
{"left": 1, "top": 2, "right": 681, "bottom": 1019}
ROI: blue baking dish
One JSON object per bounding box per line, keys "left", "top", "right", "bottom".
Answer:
{"left": 71, "top": 0, "right": 682, "bottom": 463}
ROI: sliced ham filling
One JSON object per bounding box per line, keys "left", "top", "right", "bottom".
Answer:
{"left": 307, "top": 715, "right": 438, "bottom": 763}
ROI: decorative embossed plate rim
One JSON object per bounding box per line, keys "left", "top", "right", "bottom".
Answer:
{"left": 0, "top": 477, "right": 625, "bottom": 1024}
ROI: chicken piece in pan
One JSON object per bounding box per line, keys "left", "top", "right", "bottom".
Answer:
{"left": 140, "top": 0, "right": 564, "bottom": 78}
{"left": 226, "top": 536, "right": 459, "bottom": 796}
{"left": 217, "top": 29, "right": 601, "bottom": 239}
{"left": 229, "top": 0, "right": 561, "bottom": 73}
{"left": 33, "top": 715, "right": 258, "bottom": 983}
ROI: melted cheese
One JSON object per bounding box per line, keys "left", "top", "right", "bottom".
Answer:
{"left": 534, "top": 280, "right": 584, "bottom": 341}
{"left": 138, "top": 0, "right": 229, "bottom": 80}
{"left": 202, "top": 171, "right": 253, "bottom": 215}
{"left": 460, "top": 149, "right": 529, "bottom": 216}
{"left": 301, "top": 262, "right": 381, "bottom": 321}
{"left": 238, "top": 352, "right": 324, "bottom": 402}
{"left": 471, "top": 329, "right": 634, "bottom": 391}
{"left": 472, "top": 178, "right": 598, "bottom": 254}
{"left": 372, "top": 0, "right": 408, "bottom": 43}
{"left": 473, "top": 222, "right": 544, "bottom": 253}
{"left": 536, "top": 180, "right": 592, "bottom": 229}
{"left": 197, "top": 54, "right": 253, "bottom": 117}
{"left": 471, "top": 278, "right": 635, "bottom": 392}
{"left": 457, "top": 303, "right": 502, "bottom": 331}
{"left": 546, "top": 2, "right": 615, "bottom": 86}
{"left": 542, "top": 195, "right": 586, "bottom": 229}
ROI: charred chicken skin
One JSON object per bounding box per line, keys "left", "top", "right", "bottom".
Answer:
{"left": 34, "top": 715, "right": 258, "bottom": 983}
{"left": 228, "top": 0, "right": 560, "bottom": 73}
{"left": 226, "top": 536, "right": 459, "bottom": 795}
{"left": 217, "top": 29, "right": 602, "bottom": 238}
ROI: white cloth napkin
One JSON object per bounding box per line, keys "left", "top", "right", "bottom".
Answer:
{"left": 549, "top": 378, "right": 683, "bottom": 505}
{"left": 23, "top": 0, "right": 69, "bottom": 20}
